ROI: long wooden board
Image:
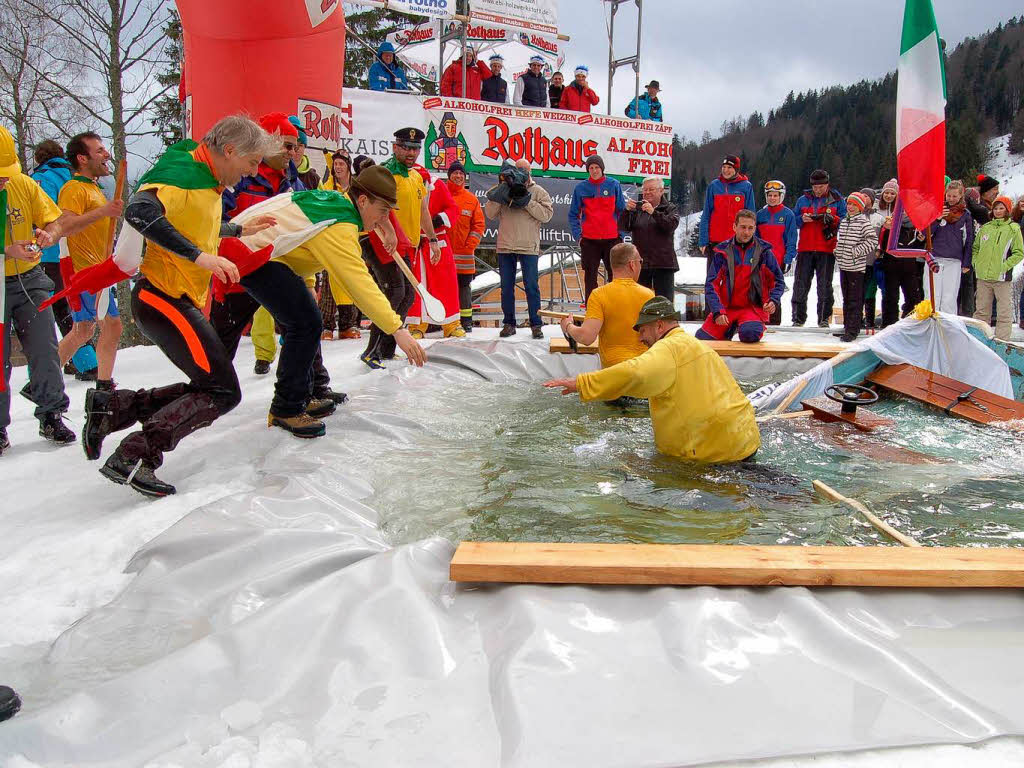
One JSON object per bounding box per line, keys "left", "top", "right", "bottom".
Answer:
{"left": 548, "top": 336, "right": 845, "bottom": 359}
{"left": 867, "top": 363, "right": 1024, "bottom": 428}
{"left": 450, "top": 542, "right": 1024, "bottom": 588}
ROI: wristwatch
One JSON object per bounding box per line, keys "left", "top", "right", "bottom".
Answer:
{"left": 429, "top": 237, "right": 439, "bottom": 243}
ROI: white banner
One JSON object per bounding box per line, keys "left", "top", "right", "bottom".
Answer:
{"left": 344, "top": 0, "right": 453, "bottom": 21}
{"left": 387, "top": 21, "right": 438, "bottom": 49}
{"left": 307, "top": 88, "right": 671, "bottom": 183}
{"left": 469, "top": 0, "right": 558, "bottom": 39}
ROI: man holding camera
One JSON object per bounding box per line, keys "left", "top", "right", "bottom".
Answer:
{"left": 484, "top": 159, "right": 553, "bottom": 339}
{"left": 791, "top": 169, "right": 846, "bottom": 328}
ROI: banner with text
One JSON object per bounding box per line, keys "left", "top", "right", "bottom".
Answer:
{"left": 345, "top": 0, "right": 453, "bottom": 21}
{"left": 469, "top": 0, "right": 558, "bottom": 40}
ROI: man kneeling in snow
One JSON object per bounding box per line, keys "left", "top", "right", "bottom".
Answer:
{"left": 696, "top": 209, "right": 785, "bottom": 344}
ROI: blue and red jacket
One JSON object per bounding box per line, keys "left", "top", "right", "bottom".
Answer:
{"left": 698, "top": 174, "right": 756, "bottom": 247}
{"left": 222, "top": 160, "right": 304, "bottom": 220}
{"left": 794, "top": 187, "right": 847, "bottom": 253}
{"left": 569, "top": 175, "right": 627, "bottom": 241}
{"left": 705, "top": 236, "right": 785, "bottom": 317}
{"left": 755, "top": 204, "right": 798, "bottom": 268}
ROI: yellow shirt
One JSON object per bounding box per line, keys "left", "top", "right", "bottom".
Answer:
{"left": 138, "top": 182, "right": 222, "bottom": 308}
{"left": 584, "top": 278, "right": 654, "bottom": 368}
{"left": 391, "top": 168, "right": 426, "bottom": 249}
{"left": 3, "top": 173, "right": 62, "bottom": 276}
{"left": 273, "top": 222, "right": 402, "bottom": 334}
{"left": 577, "top": 327, "right": 761, "bottom": 463}
{"left": 58, "top": 176, "right": 111, "bottom": 272}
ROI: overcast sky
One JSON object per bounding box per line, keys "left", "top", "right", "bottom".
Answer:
{"left": 556, "top": 1, "right": 1014, "bottom": 140}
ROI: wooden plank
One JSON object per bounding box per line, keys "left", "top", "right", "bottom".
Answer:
{"left": 449, "top": 542, "right": 1024, "bottom": 588}
{"left": 800, "top": 395, "right": 894, "bottom": 432}
{"left": 867, "top": 363, "right": 1024, "bottom": 427}
{"left": 812, "top": 480, "right": 920, "bottom": 547}
{"left": 548, "top": 336, "right": 845, "bottom": 359}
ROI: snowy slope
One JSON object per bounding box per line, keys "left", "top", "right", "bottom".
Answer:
{"left": 985, "top": 134, "right": 1024, "bottom": 198}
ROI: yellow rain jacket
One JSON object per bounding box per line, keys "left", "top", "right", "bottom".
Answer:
{"left": 577, "top": 327, "right": 760, "bottom": 463}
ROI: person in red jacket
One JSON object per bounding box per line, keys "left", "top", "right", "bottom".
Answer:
{"left": 440, "top": 46, "right": 492, "bottom": 100}
{"left": 698, "top": 155, "right": 756, "bottom": 272}
{"left": 559, "top": 66, "right": 600, "bottom": 113}
{"left": 791, "top": 169, "right": 847, "bottom": 327}
{"left": 445, "top": 161, "right": 485, "bottom": 332}
{"left": 407, "top": 165, "right": 464, "bottom": 337}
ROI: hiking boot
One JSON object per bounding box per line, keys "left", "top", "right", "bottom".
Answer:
{"left": 313, "top": 388, "right": 348, "bottom": 405}
{"left": 0, "top": 428, "right": 9, "bottom": 456}
{"left": 39, "top": 413, "right": 76, "bottom": 445}
{"left": 0, "top": 685, "right": 21, "bottom": 723}
{"left": 321, "top": 330, "right": 334, "bottom": 341}
{"left": 360, "top": 352, "right": 385, "bottom": 370}
{"left": 791, "top": 321, "right": 804, "bottom": 328}
{"left": 100, "top": 452, "right": 176, "bottom": 497}
{"left": 339, "top": 328, "right": 361, "bottom": 339}
{"left": 817, "top": 321, "right": 830, "bottom": 329}
{"left": 254, "top": 359, "right": 272, "bottom": 375}
{"left": 63, "top": 361, "right": 78, "bottom": 376}
{"left": 531, "top": 325, "right": 544, "bottom": 340}
{"left": 305, "top": 397, "right": 337, "bottom": 419}
{"left": 499, "top": 324, "right": 516, "bottom": 338}
{"left": 75, "top": 367, "right": 98, "bottom": 382}
{"left": 268, "top": 412, "right": 326, "bottom": 438}
{"left": 83, "top": 387, "right": 115, "bottom": 460}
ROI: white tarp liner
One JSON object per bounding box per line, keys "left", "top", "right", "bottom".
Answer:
{"left": 3, "top": 341, "right": 1024, "bottom": 767}
{"left": 749, "top": 314, "right": 1013, "bottom": 413}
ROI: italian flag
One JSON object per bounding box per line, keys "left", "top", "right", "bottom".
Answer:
{"left": 896, "top": 0, "right": 946, "bottom": 230}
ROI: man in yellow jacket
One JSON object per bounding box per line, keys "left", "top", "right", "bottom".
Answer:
{"left": 544, "top": 296, "right": 760, "bottom": 463}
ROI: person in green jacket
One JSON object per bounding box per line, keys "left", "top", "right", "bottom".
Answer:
{"left": 972, "top": 195, "right": 1023, "bottom": 341}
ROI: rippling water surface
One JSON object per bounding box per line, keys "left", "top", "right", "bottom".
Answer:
{"left": 356, "top": 369, "right": 1024, "bottom": 548}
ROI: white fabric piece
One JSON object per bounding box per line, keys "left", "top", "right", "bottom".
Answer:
{"left": 111, "top": 223, "right": 144, "bottom": 275}
{"left": 751, "top": 313, "right": 1013, "bottom": 412}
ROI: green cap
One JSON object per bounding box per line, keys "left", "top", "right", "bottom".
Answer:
{"left": 632, "top": 295, "right": 680, "bottom": 331}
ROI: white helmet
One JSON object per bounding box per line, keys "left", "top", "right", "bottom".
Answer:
{"left": 764, "top": 180, "right": 786, "bottom": 201}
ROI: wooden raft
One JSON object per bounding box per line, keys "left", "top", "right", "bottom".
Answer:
{"left": 867, "top": 363, "right": 1024, "bottom": 428}
{"left": 548, "top": 336, "right": 845, "bottom": 359}
{"left": 800, "top": 395, "right": 894, "bottom": 432}
{"left": 449, "top": 542, "right": 1024, "bottom": 588}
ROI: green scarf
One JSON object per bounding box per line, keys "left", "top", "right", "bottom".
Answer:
{"left": 290, "top": 189, "right": 363, "bottom": 229}
{"left": 382, "top": 156, "right": 410, "bottom": 178}
{"left": 72, "top": 174, "right": 100, "bottom": 186}
{"left": 136, "top": 139, "right": 220, "bottom": 190}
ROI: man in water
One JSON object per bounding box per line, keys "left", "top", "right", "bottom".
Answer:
{"left": 544, "top": 296, "right": 760, "bottom": 464}
{"left": 560, "top": 242, "right": 653, "bottom": 368}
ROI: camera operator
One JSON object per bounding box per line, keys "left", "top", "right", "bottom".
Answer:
{"left": 791, "top": 169, "right": 846, "bottom": 327}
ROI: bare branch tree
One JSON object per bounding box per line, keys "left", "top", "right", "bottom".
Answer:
{"left": 0, "top": 0, "right": 90, "bottom": 165}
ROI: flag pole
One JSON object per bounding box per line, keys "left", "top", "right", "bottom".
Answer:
{"left": 925, "top": 225, "right": 936, "bottom": 307}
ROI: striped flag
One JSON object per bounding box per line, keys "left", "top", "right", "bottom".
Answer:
{"left": 896, "top": 0, "right": 946, "bottom": 230}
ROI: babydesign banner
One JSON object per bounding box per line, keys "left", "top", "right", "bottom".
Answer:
{"left": 469, "top": 0, "right": 558, "bottom": 39}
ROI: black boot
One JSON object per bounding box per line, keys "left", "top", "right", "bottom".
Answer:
{"left": 100, "top": 451, "right": 176, "bottom": 497}
{"left": 499, "top": 324, "right": 516, "bottom": 338}
{"left": 531, "top": 325, "right": 544, "bottom": 340}
{"left": 254, "top": 359, "right": 271, "bottom": 375}
{"left": 312, "top": 388, "right": 348, "bottom": 405}
{"left": 0, "top": 685, "right": 21, "bottom": 722}
{"left": 83, "top": 387, "right": 115, "bottom": 460}
{"left": 0, "top": 428, "right": 9, "bottom": 456}
{"left": 39, "top": 413, "right": 76, "bottom": 445}
{"left": 75, "top": 367, "right": 98, "bottom": 382}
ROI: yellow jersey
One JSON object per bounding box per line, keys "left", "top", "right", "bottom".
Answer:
{"left": 138, "top": 169, "right": 222, "bottom": 308}
{"left": 577, "top": 327, "right": 760, "bottom": 463}
{"left": 385, "top": 160, "right": 426, "bottom": 248}
{"left": 58, "top": 176, "right": 111, "bottom": 272}
{"left": 584, "top": 278, "right": 654, "bottom": 368}
{"left": 3, "top": 173, "right": 62, "bottom": 277}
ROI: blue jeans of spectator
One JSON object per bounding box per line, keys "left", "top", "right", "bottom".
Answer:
{"left": 499, "top": 253, "right": 541, "bottom": 327}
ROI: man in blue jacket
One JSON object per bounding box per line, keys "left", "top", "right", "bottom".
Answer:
{"left": 625, "top": 80, "right": 663, "bottom": 123}
{"left": 368, "top": 42, "right": 409, "bottom": 91}
{"left": 569, "top": 154, "right": 627, "bottom": 302}
{"left": 791, "top": 169, "right": 846, "bottom": 327}
{"left": 30, "top": 139, "right": 98, "bottom": 380}
{"left": 698, "top": 155, "right": 755, "bottom": 272}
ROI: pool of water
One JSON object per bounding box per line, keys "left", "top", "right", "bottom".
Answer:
{"left": 358, "top": 369, "right": 1024, "bottom": 549}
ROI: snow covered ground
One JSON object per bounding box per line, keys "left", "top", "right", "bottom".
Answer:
{"left": 986, "top": 133, "right": 1024, "bottom": 198}
{"left": 2, "top": 329, "right": 1024, "bottom": 766}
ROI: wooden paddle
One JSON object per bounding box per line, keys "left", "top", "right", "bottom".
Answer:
{"left": 539, "top": 309, "right": 586, "bottom": 323}
{"left": 390, "top": 249, "right": 447, "bottom": 324}
{"left": 813, "top": 479, "right": 921, "bottom": 547}
{"left": 96, "top": 157, "right": 127, "bottom": 321}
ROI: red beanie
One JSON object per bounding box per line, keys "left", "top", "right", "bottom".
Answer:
{"left": 258, "top": 112, "right": 298, "bottom": 138}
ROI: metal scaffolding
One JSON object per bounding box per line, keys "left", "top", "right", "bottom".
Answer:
{"left": 606, "top": 0, "right": 643, "bottom": 117}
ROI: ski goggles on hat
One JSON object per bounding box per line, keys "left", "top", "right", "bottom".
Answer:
{"left": 764, "top": 180, "right": 786, "bottom": 192}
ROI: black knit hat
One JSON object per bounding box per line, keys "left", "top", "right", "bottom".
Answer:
{"left": 585, "top": 154, "right": 605, "bottom": 172}
{"left": 447, "top": 160, "right": 466, "bottom": 176}
{"left": 723, "top": 155, "right": 741, "bottom": 171}
{"left": 810, "top": 169, "right": 830, "bottom": 184}
{"left": 353, "top": 155, "right": 374, "bottom": 174}
{"left": 977, "top": 174, "right": 999, "bottom": 195}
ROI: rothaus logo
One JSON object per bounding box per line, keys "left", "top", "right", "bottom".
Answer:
{"left": 299, "top": 99, "right": 351, "bottom": 147}
{"left": 519, "top": 33, "right": 557, "bottom": 54}
{"left": 481, "top": 117, "right": 598, "bottom": 171}
{"left": 395, "top": 25, "right": 435, "bottom": 45}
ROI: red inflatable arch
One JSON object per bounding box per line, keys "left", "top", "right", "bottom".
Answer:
{"left": 177, "top": 0, "right": 346, "bottom": 150}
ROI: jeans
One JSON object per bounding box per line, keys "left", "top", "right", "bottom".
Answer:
{"left": 2, "top": 266, "right": 70, "bottom": 427}
{"left": 498, "top": 253, "right": 541, "bottom": 327}
{"left": 790, "top": 250, "right": 835, "bottom": 325}
{"left": 638, "top": 267, "right": 676, "bottom": 301}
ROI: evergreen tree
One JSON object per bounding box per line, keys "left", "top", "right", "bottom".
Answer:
{"left": 150, "top": 9, "right": 183, "bottom": 148}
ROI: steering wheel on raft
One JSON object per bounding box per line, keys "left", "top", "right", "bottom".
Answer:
{"left": 824, "top": 384, "right": 879, "bottom": 415}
